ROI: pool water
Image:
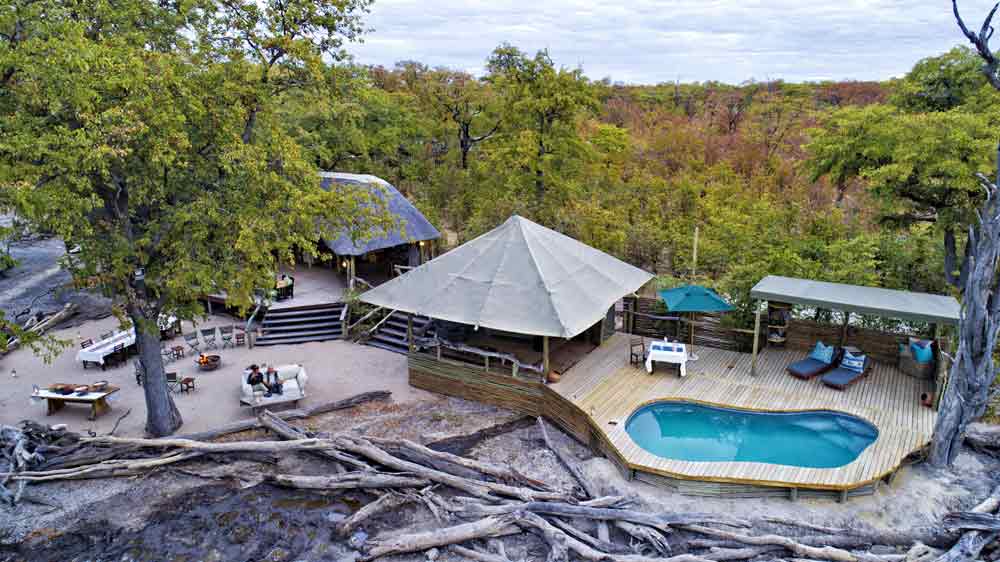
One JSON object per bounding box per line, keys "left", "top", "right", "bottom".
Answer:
{"left": 625, "top": 402, "right": 878, "bottom": 469}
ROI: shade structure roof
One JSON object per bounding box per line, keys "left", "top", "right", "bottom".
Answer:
{"left": 319, "top": 172, "right": 441, "bottom": 256}
{"left": 750, "top": 275, "right": 961, "bottom": 326}
{"left": 659, "top": 285, "right": 734, "bottom": 313}
{"left": 359, "top": 215, "right": 654, "bottom": 339}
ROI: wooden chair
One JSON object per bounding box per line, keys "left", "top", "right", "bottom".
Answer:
{"left": 200, "top": 327, "right": 218, "bottom": 350}
{"left": 161, "top": 344, "right": 175, "bottom": 364}
{"left": 234, "top": 329, "right": 246, "bottom": 347}
{"left": 165, "top": 372, "right": 181, "bottom": 393}
{"left": 105, "top": 343, "right": 126, "bottom": 369}
{"left": 220, "top": 325, "right": 234, "bottom": 348}
{"left": 81, "top": 338, "right": 98, "bottom": 370}
{"left": 629, "top": 337, "right": 646, "bottom": 367}
{"left": 179, "top": 376, "right": 196, "bottom": 393}
{"left": 183, "top": 332, "right": 200, "bottom": 353}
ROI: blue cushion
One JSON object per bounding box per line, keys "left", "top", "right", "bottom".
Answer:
{"left": 911, "top": 342, "right": 933, "bottom": 364}
{"left": 840, "top": 351, "right": 866, "bottom": 374}
{"left": 808, "top": 341, "right": 835, "bottom": 365}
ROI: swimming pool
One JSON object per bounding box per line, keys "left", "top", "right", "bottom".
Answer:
{"left": 625, "top": 402, "right": 878, "bottom": 469}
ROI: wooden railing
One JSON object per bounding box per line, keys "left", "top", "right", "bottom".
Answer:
{"left": 346, "top": 306, "right": 385, "bottom": 335}
{"left": 413, "top": 336, "right": 544, "bottom": 377}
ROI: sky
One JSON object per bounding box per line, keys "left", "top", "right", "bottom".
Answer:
{"left": 346, "top": 0, "right": 999, "bottom": 85}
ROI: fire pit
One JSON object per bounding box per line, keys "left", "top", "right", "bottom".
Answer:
{"left": 196, "top": 354, "right": 221, "bottom": 371}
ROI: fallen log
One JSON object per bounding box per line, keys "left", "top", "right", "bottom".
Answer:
{"left": 267, "top": 472, "right": 430, "bottom": 491}
{"left": 427, "top": 416, "right": 535, "bottom": 456}
{"left": 549, "top": 517, "right": 634, "bottom": 555}
{"left": 1, "top": 303, "right": 77, "bottom": 356}
{"left": 514, "top": 511, "right": 713, "bottom": 562}
{"left": 337, "top": 491, "right": 414, "bottom": 537}
{"left": 680, "top": 524, "right": 904, "bottom": 562}
{"left": 448, "top": 545, "right": 514, "bottom": 562}
{"left": 178, "top": 391, "right": 392, "bottom": 441}
{"left": 258, "top": 410, "right": 369, "bottom": 471}
{"left": 932, "top": 485, "right": 1000, "bottom": 562}
{"left": 334, "top": 435, "right": 573, "bottom": 503}
{"left": 361, "top": 514, "right": 521, "bottom": 561}
{"left": 5, "top": 452, "right": 202, "bottom": 482}
{"left": 453, "top": 498, "right": 749, "bottom": 532}
{"left": 368, "top": 435, "right": 551, "bottom": 491}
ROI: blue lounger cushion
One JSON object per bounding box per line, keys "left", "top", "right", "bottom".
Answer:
{"left": 822, "top": 356, "right": 870, "bottom": 390}
{"left": 787, "top": 357, "right": 830, "bottom": 379}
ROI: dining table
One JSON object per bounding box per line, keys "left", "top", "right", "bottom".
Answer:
{"left": 645, "top": 340, "right": 688, "bottom": 376}
{"left": 75, "top": 315, "right": 178, "bottom": 367}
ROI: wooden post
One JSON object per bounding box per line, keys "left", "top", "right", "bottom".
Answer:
{"left": 839, "top": 312, "right": 851, "bottom": 347}
{"left": 484, "top": 356, "right": 490, "bottom": 371}
{"left": 691, "top": 225, "right": 699, "bottom": 278}
{"left": 751, "top": 304, "right": 762, "bottom": 377}
{"left": 543, "top": 336, "right": 550, "bottom": 378}
{"left": 349, "top": 256, "right": 356, "bottom": 290}
{"left": 789, "top": 487, "right": 798, "bottom": 502}
{"left": 406, "top": 313, "right": 414, "bottom": 353}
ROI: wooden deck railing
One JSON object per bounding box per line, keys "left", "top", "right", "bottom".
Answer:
{"left": 412, "top": 336, "right": 544, "bottom": 378}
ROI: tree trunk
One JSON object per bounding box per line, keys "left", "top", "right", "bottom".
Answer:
{"left": 130, "top": 308, "right": 183, "bottom": 437}
{"left": 930, "top": 176, "right": 1000, "bottom": 467}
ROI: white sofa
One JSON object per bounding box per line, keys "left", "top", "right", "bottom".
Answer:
{"left": 240, "top": 364, "right": 308, "bottom": 406}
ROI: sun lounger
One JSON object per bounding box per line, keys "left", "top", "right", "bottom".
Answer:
{"left": 787, "top": 343, "right": 840, "bottom": 380}
{"left": 787, "top": 357, "right": 834, "bottom": 380}
{"left": 821, "top": 352, "right": 872, "bottom": 390}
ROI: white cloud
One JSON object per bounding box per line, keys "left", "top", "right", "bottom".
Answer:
{"left": 347, "top": 0, "right": 999, "bottom": 84}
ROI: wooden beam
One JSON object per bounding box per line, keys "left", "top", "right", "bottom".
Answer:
{"left": 751, "top": 305, "right": 762, "bottom": 376}
{"left": 407, "top": 313, "right": 414, "bottom": 353}
{"left": 543, "top": 336, "right": 550, "bottom": 378}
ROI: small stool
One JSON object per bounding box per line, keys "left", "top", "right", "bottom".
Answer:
{"left": 179, "top": 377, "right": 196, "bottom": 393}
{"left": 172, "top": 346, "right": 185, "bottom": 360}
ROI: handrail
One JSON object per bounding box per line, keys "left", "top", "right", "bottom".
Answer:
{"left": 393, "top": 264, "right": 415, "bottom": 277}
{"left": 347, "top": 305, "right": 384, "bottom": 334}
{"left": 365, "top": 308, "right": 398, "bottom": 336}
{"left": 353, "top": 275, "right": 375, "bottom": 291}
{"left": 413, "top": 336, "right": 544, "bottom": 374}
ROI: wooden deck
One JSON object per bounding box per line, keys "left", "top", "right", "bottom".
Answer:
{"left": 550, "top": 332, "right": 937, "bottom": 491}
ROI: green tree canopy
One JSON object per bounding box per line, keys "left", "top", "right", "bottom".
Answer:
{"left": 0, "top": 0, "right": 380, "bottom": 435}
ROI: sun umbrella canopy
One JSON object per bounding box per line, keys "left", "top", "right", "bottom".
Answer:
{"left": 359, "top": 215, "right": 654, "bottom": 339}
{"left": 658, "top": 285, "right": 734, "bottom": 313}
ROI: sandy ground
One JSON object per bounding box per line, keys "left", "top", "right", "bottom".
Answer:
{"left": 0, "top": 313, "right": 431, "bottom": 437}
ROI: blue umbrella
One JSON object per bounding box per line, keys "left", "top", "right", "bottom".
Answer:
{"left": 658, "top": 285, "right": 734, "bottom": 360}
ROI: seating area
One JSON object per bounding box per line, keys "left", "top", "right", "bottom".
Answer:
{"left": 175, "top": 325, "right": 247, "bottom": 359}
{"left": 240, "top": 363, "right": 308, "bottom": 413}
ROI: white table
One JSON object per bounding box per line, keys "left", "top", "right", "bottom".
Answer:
{"left": 75, "top": 315, "right": 177, "bottom": 366}
{"left": 645, "top": 341, "right": 688, "bottom": 376}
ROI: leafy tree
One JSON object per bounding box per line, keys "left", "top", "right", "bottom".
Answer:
{"left": 484, "top": 44, "right": 598, "bottom": 215}
{"left": 890, "top": 47, "right": 987, "bottom": 112}
{"left": 0, "top": 0, "right": 379, "bottom": 436}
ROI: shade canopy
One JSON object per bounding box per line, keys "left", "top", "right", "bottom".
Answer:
{"left": 359, "top": 215, "right": 654, "bottom": 339}
{"left": 659, "top": 285, "right": 735, "bottom": 313}
{"left": 319, "top": 172, "right": 441, "bottom": 256}
{"left": 750, "top": 275, "right": 960, "bottom": 326}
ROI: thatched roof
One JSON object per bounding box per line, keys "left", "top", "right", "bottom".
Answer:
{"left": 319, "top": 172, "right": 440, "bottom": 256}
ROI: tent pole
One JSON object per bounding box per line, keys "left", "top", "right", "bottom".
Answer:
{"left": 543, "top": 336, "right": 550, "bottom": 378}
{"left": 407, "top": 313, "right": 414, "bottom": 353}
{"left": 751, "top": 303, "right": 762, "bottom": 377}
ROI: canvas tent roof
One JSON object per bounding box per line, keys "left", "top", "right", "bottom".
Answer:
{"left": 750, "top": 275, "right": 961, "bottom": 326}
{"left": 359, "top": 215, "right": 654, "bottom": 339}
{"left": 319, "top": 172, "right": 440, "bottom": 256}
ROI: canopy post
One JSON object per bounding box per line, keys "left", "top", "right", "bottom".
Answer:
{"left": 407, "top": 313, "right": 414, "bottom": 353}
{"left": 543, "top": 336, "right": 550, "bottom": 378}
{"left": 751, "top": 302, "right": 762, "bottom": 377}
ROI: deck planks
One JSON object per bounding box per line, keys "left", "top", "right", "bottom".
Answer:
{"left": 549, "top": 333, "right": 937, "bottom": 491}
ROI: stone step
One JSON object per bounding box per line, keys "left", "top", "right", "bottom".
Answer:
{"left": 254, "top": 333, "right": 342, "bottom": 347}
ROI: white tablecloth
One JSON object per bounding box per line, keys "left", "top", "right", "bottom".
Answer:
{"left": 645, "top": 341, "right": 688, "bottom": 376}
{"left": 75, "top": 315, "right": 177, "bottom": 365}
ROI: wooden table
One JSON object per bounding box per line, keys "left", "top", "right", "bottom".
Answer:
{"left": 36, "top": 386, "right": 121, "bottom": 420}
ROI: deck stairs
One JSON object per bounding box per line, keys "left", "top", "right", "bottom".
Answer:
{"left": 363, "top": 311, "right": 433, "bottom": 354}
{"left": 255, "top": 302, "right": 346, "bottom": 347}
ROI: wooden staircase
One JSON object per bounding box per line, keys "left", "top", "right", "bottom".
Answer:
{"left": 255, "top": 302, "right": 346, "bottom": 347}
{"left": 364, "top": 311, "right": 433, "bottom": 354}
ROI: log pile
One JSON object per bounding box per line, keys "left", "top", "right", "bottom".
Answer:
{"left": 2, "top": 396, "right": 1000, "bottom": 562}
